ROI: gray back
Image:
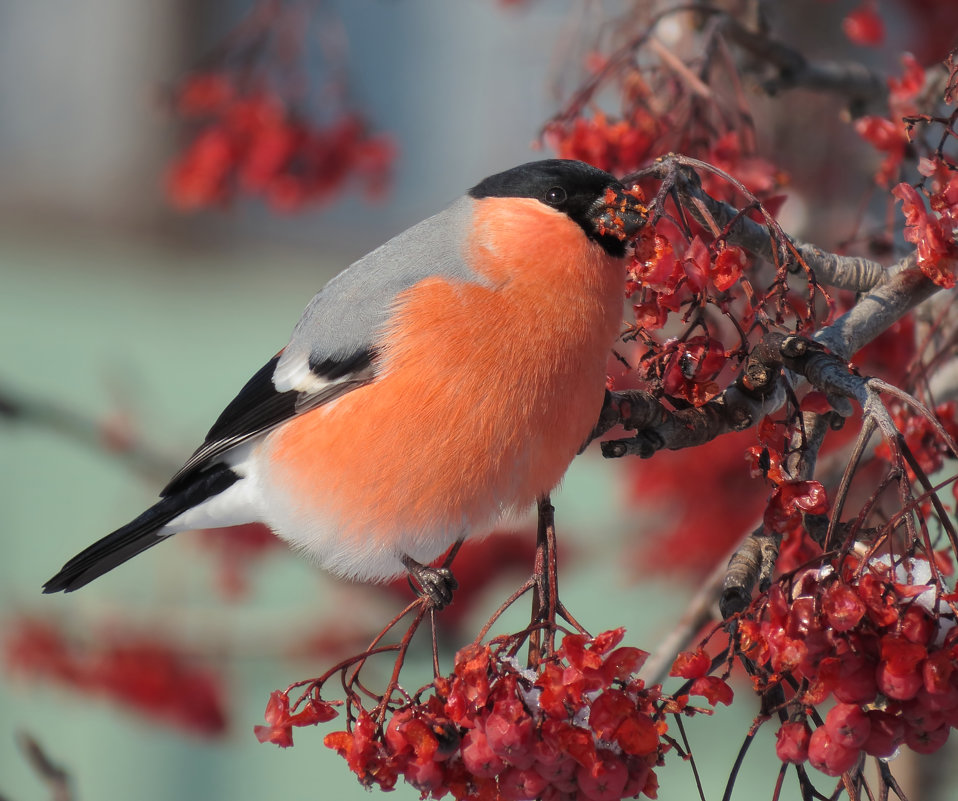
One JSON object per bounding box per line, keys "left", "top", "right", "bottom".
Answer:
{"left": 277, "top": 196, "right": 483, "bottom": 375}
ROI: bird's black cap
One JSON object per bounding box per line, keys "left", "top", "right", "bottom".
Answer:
{"left": 469, "top": 159, "right": 640, "bottom": 257}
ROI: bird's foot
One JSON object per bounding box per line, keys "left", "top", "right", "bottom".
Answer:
{"left": 401, "top": 555, "right": 459, "bottom": 609}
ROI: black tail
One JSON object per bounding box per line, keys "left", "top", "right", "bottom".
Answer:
{"left": 43, "top": 466, "right": 240, "bottom": 593}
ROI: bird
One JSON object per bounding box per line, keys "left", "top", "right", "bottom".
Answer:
{"left": 43, "top": 159, "right": 646, "bottom": 601}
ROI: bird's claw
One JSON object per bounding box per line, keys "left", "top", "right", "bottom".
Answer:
{"left": 402, "top": 557, "right": 459, "bottom": 609}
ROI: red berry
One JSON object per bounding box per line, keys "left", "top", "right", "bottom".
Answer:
{"left": 775, "top": 721, "right": 811, "bottom": 763}
{"left": 823, "top": 582, "right": 866, "bottom": 632}
{"left": 461, "top": 728, "right": 506, "bottom": 778}
{"left": 901, "top": 606, "right": 936, "bottom": 645}
{"left": 535, "top": 755, "right": 576, "bottom": 785}
{"left": 384, "top": 709, "right": 413, "bottom": 755}
{"left": 862, "top": 710, "right": 905, "bottom": 758}
{"left": 485, "top": 713, "right": 536, "bottom": 769}
{"left": 589, "top": 689, "right": 634, "bottom": 740}
{"left": 825, "top": 703, "right": 871, "bottom": 748}
{"left": 880, "top": 635, "right": 927, "bottom": 675}
{"left": 808, "top": 726, "right": 859, "bottom": 776}
{"left": 877, "top": 662, "right": 923, "bottom": 700}
{"left": 904, "top": 722, "right": 950, "bottom": 754}
{"left": 498, "top": 766, "right": 549, "bottom": 801}
{"left": 612, "top": 711, "right": 659, "bottom": 756}
{"left": 922, "top": 649, "right": 956, "bottom": 695}
{"left": 670, "top": 648, "right": 710, "bottom": 679}
{"left": 539, "top": 787, "right": 575, "bottom": 801}
{"left": 262, "top": 690, "right": 290, "bottom": 725}
{"left": 622, "top": 761, "right": 652, "bottom": 798}
{"left": 576, "top": 752, "right": 629, "bottom": 801}
{"left": 787, "top": 597, "right": 818, "bottom": 638}
{"left": 532, "top": 733, "right": 564, "bottom": 767}
{"left": 902, "top": 698, "right": 945, "bottom": 731}
{"left": 919, "top": 682, "right": 958, "bottom": 711}
{"left": 404, "top": 759, "right": 445, "bottom": 793}
{"left": 831, "top": 654, "right": 879, "bottom": 705}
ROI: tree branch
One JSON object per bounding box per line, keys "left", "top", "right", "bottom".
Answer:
{"left": 815, "top": 258, "right": 941, "bottom": 359}
{"left": 0, "top": 382, "right": 177, "bottom": 483}
{"left": 17, "top": 732, "right": 73, "bottom": 801}
{"left": 716, "top": 16, "right": 888, "bottom": 112}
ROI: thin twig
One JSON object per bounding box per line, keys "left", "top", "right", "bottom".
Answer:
{"left": 16, "top": 732, "right": 73, "bottom": 801}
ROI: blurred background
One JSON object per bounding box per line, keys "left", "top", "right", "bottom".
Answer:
{"left": 1, "top": 1, "right": 949, "bottom": 799}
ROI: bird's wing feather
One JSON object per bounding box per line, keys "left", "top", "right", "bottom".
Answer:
{"left": 161, "top": 350, "right": 375, "bottom": 495}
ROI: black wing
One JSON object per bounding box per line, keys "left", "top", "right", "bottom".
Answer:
{"left": 161, "top": 349, "right": 375, "bottom": 495}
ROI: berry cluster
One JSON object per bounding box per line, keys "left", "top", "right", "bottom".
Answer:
{"left": 894, "top": 171, "right": 958, "bottom": 289}
{"left": 739, "top": 559, "right": 958, "bottom": 775}
{"left": 545, "top": 110, "right": 662, "bottom": 177}
{"left": 327, "top": 629, "right": 669, "bottom": 800}
{"left": 167, "top": 73, "right": 395, "bottom": 212}
{"left": 629, "top": 218, "right": 750, "bottom": 325}
{"left": 3, "top": 618, "right": 226, "bottom": 735}
{"left": 260, "top": 629, "right": 695, "bottom": 800}
{"left": 854, "top": 54, "right": 925, "bottom": 188}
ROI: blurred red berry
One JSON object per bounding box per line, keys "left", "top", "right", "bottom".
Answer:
{"left": 842, "top": 1, "right": 885, "bottom": 46}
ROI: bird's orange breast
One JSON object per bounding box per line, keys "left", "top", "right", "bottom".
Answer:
{"left": 266, "top": 197, "right": 625, "bottom": 557}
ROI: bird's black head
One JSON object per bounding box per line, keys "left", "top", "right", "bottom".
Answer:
{"left": 468, "top": 159, "right": 646, "bottom": 257}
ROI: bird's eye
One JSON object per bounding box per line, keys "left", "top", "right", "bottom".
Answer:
{"left": 544, "top": 186, "right": 567, "bottom": 206}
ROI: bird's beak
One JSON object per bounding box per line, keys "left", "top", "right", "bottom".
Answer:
{"left": 591, "top": 185, "right": 647, "bottom": 243}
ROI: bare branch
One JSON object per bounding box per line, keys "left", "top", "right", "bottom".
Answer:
{"left": 716, "top": 16, "right": 887, "bottom": 111}
{"left": 0, "top": 382, "right": 177, "bottom": 483}
{"left": 17, "top": 732, "right": 73, "bottom": 801}
{"left": 815, "top": 259, "right": 944, "bottom": 360}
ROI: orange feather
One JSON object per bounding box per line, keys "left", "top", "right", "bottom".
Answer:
{"left": 265, "top": 197, "right": 625, "bottom": 570}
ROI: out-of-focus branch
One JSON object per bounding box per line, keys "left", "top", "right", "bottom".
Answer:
{"left": 16, "top": 732, "right": 73, "bottom": 801}
{"left": 716, "top": 15, "right": 888, "bottom": 111}
{"left": 0, "top": 383, "right": 178, "bottom": 483}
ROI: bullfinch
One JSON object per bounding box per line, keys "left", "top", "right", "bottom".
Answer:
{"left": 43, "top": 159, "right": 645, "bottom": 599}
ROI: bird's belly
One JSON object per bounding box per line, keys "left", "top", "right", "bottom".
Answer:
{"left": 258, "top": 277, "right": 619, "bottom": 582}
{"left": 256, "top": 385, "right": 516, "bottom": 582}
{"left": 257, "top": 385, "right": 598, "bottom": 581}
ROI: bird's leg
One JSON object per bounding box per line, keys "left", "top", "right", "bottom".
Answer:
{"left": 401, "top": 547, "right": 461, "bottom": 609}
{"left": 528, "top": 495, "right": 558, "bottom": 667}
